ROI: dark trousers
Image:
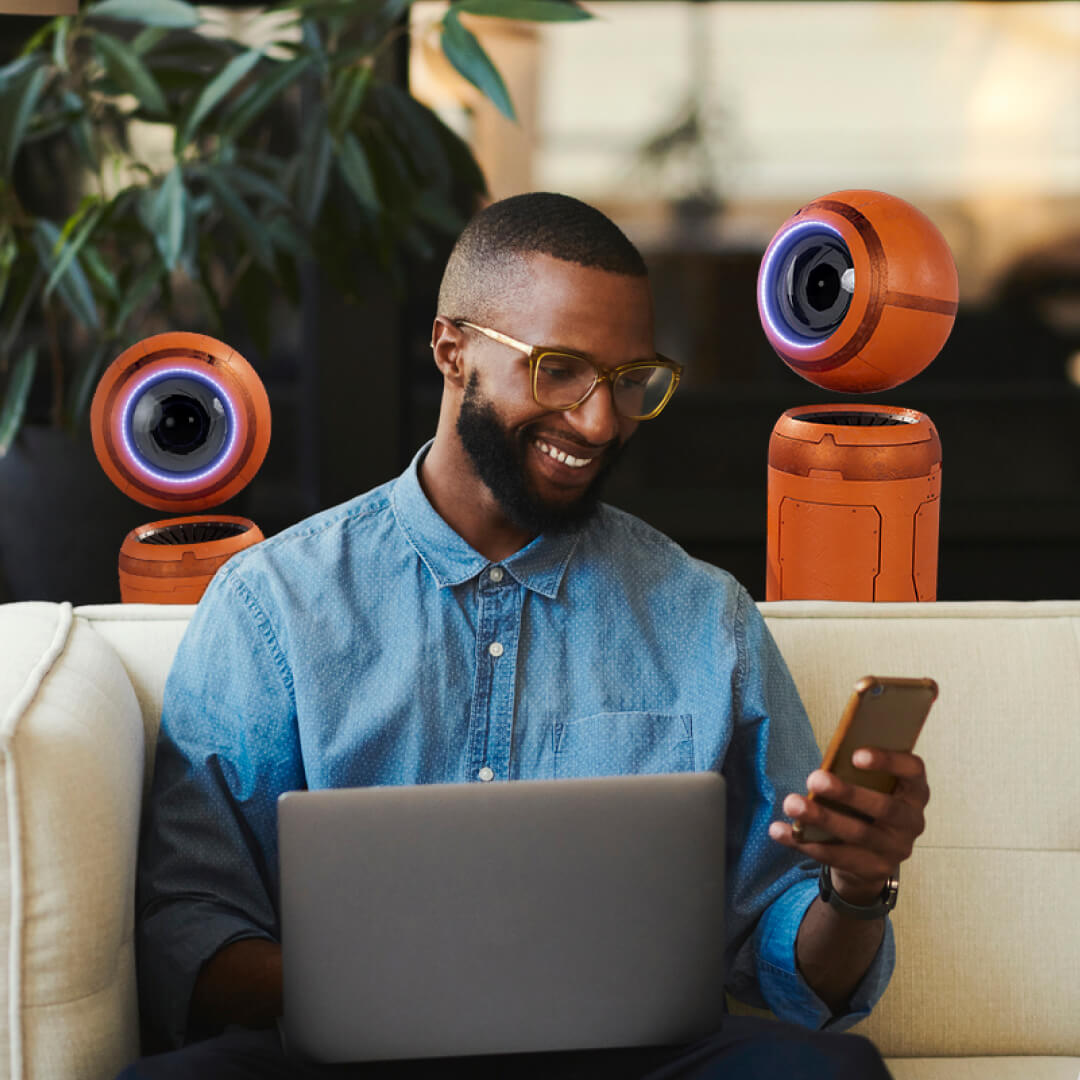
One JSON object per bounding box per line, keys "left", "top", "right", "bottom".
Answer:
{"left": 116, "top": 1016, "right": 893, "bottom": 1079}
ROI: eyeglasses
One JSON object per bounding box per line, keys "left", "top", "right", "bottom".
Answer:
{"left": 454, "top": 321, "right": 683, "bottom": 421}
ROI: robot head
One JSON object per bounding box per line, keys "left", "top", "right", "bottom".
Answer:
{"left": 757, "top": 190, "right": 958, "bottom": 393}
{"left": 91, "top": 332, "right": 270, "bottom": 513}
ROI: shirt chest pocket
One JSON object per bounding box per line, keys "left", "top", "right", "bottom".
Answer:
{"left": 552, "top": 711, "right": 694, "bottom": 779}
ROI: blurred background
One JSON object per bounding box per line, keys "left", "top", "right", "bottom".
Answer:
{"left": 2, "top": 1, "right": 1079, "bottom": 603}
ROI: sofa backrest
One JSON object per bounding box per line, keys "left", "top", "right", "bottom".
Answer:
{"left": 761, "top": 600, "right": 1080, "bottom": 1058}
{"left": 11, "top": 600, "right": 1080, "bottom": 1066}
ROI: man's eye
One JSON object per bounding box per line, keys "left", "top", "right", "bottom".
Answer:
{"left": 539, "top": 360, "right": 576, "bottom": 380}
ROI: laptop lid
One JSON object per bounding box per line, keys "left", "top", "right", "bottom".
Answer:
{"left": 278, "top": 771, "right": 726, "bottom": 1063}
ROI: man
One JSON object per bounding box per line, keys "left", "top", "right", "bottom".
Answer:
{"left": 121, "top": 193, "right": 929, "bottom": 1079}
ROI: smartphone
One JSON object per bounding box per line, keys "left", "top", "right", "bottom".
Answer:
{"left": 792, "top": 675, "right": 938, "bottom": 844}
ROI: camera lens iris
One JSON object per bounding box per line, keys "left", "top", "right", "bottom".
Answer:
{"left": 154, "top": 395, "right": 211, "bottom": 455}
{"left": 130, "top": 375, "right": 230, "bottom": 476}
{"left": 774, "top": 230, "right": 854, "bottom": 341}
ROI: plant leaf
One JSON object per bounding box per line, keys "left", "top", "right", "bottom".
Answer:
{"left": 413, "top": 188, "right": 466, "bottom": 234}
{"left": 81, "top": 243, "right": 119, "bottom": 300}
{"left": 138, "top": 165, "right": 186, "bottom": 271}
{"left": 46, "top": 200, "right": 106, "bottom": 301}
{"left": 220, "top": 54, "right": 312, "bottom": 142}
{"left": 63, "top": 340, "right": 110, "bottom": 434}
{"left": 202, "top": 166, "right": 276, "bottom": 271}
{"left": 94, "top": 32, "right": 168, "bottom": 117}
{"left": 0, "top": 346, "right": 38, "bottom": 458}
{"left": 131, "top": 26, "right": 169, "bottom": 56}
{"left": 111, "top": 264, "right": 161, "bottom": 336}
{"left": 85, "top": 0, "right": 201, "bottom": 30}
{"left": 176, "top": 48, "right": 262, "bottom": 151}
{"left": 265, "top": 217, "right": 312, "bottom": 260}
{"left": 440, "top": 10, "right": 515, "bottom": 122}
{"left": 336, "top": 132, "right": 379, "bottom": 211}
{"left": 452, "top": 0, "right": 592, "bottom": 21}
{"left": 329, "top": 64, "right": 372, "bottom": 139}
{"left": 220, "top": 163, "right": 291, "bottom": 208}
{"left": 20, "top": 17, "right": 61, "bottom": 58}
{"left": 52, "top": 17, "right": 70, "bottom": 70}
{"left": 0, "top": 230, "right": 18, "bottom": 315}
{"left": 32, "top": 220, "right": 100, "bottom": 330}
{"left": 372, "top": 84, "right": 452, "bottom": 188}
{"left": 1, "top": 61, "right": 48, "bottom": 180}
{"left": 297, "top": 120, "right": 332, "bottom": 225}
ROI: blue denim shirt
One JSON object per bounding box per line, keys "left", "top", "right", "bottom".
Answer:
{"left": 136, "top": 443, "right": 894, "bottom": 1048}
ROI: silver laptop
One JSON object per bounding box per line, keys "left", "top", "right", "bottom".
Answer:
{"left": 278, "top": 771, "right": 726, "bottom": 1063}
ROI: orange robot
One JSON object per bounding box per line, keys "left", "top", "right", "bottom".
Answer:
{"left": 757, "top": 190, "right": 958, "bottom": 601}
{"left": 90, "top": 332, "right": 270, "bottom": 603}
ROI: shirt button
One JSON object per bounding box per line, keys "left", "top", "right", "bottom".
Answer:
{"left": 488, "top": 642, "right": 504, "bottom": 658}
{"left": 489, "top": 567, "right": 504, "bottom": 583}
{"left": 478, "top": 766, "right": 494, "bottom": 782}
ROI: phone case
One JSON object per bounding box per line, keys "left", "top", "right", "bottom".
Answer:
{"left": 792, "top": 675, "right": 938, "bottom": 844}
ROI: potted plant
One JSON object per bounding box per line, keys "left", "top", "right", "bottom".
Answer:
{"left": 0, "top": 0, "right": 592, "bottom": 601}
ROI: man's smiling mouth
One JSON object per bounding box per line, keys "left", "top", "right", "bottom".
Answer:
{"left": 534, "top": 438, "right": 595, "bottom": 469}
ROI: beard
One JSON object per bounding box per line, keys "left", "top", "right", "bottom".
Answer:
{"left": 456, "top": 372, "right": 625, "bottom": 536}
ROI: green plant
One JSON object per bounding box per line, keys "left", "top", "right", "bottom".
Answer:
{"left": 0, "top": 0, "right": 592, "bottom": 454}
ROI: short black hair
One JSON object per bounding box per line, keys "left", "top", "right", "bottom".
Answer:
{"left": 437, "top": 192, "right": 647, "bottom": 323}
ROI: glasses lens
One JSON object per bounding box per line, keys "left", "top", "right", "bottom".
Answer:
{"left": 534, "top": 352, "right": 597, "bottom": 410}
{"left": 613, "top": 366, "right": 675, "bottom": 418}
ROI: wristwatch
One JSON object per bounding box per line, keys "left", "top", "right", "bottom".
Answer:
{"left": 818, "top": 863, "right": 899, "bottom": 920}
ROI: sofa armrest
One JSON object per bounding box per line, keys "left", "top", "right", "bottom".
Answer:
{"left": 0, "top": 602, "right": 144, "bottom": 1080}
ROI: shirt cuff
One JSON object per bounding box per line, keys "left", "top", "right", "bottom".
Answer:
{"left": 753, "top": 876, "right": 896, "bottom": 1032}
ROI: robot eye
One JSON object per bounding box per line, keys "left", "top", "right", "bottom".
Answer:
{"left": 770, "top": 226, "right": 855, "bottom": 343}
{"left": 92, "top": 332, "right": 270, "bottom": 513}
{"left": 129, "top": 374, "right": 231, "bottom": 476}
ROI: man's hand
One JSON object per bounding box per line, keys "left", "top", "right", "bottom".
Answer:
{"left": 768, "top": 747, "right": 930, "bottom": 902}
{"left": 188, "top": 938, "right": 283, "bottom": 1038}
{"left": 767, "top": 748, "right": 930, "bottom": 1013}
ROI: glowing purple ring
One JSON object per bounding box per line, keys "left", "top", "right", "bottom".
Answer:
{"left": 758, "top": 219, "right": 850, "bottom": 352}
{"left": 119, "top": 366, "right": 240, "bottom": 487}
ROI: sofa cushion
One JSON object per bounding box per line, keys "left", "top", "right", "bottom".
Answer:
{"left": 0, "top": 602, "right": 144, "bottom": 1080}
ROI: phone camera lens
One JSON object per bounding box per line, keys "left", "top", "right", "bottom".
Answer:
{"left": 870, "top": 684, "right": 884, "bottom": 696}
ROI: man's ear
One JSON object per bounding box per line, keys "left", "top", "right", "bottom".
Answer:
{"left": 430, "top": 317, "right": 467, "bottom": 388}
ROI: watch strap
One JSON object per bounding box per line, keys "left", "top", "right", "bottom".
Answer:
{"left": 818, "top": 863, "right": 899, "bottom": 920}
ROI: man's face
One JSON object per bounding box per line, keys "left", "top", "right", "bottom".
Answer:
{"left": 453, "top": 254, "right": 656, "bottom": 534}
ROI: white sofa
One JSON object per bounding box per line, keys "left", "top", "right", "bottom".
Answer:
{"left": 0, "top": 599, "right": 1077, "bottom": 1080}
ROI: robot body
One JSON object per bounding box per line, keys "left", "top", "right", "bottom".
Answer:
{"left": 757, "top": 190, "right": 957, "bottom": 601}
{"left": 91, "top": 332, "right": 270, "bottom": 603}
{"left": 766, "top": 406, "right": 941, "bottom": 601}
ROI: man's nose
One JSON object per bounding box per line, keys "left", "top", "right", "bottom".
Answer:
{"left": 564, "top": 379, "right": 621, "bottom": 446}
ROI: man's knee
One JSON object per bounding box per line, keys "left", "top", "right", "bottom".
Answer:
{"left": 827, "top": 1031, "right": 891, "bottom": 1076}
{"left": 113, "top": 1027, "right": 291, "bottom": 1080}
{"left": 681, "top": 1019, "right": 891, "bottom": 1080}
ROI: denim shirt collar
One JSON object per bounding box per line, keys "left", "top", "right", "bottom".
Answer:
{"left": 390, "top": 441, "right": 581, "bottom": 600}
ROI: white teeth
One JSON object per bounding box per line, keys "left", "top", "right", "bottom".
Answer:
{"left": 536, "top": 439, "right": 591, "bottom": 469}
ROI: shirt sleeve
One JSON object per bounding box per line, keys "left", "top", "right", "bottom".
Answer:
{"left": 136, "top": 562, "right": 304, "bottom": 1049}
{"left": 721, "top": 585, "right": 895, "bottom": 1031}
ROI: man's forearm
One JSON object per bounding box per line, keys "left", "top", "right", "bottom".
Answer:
{"left": 795, "top": 896, "right": 886, "bottom": 1015}
{"left": 188, "top": 938, "right": 283, "bottom": 1037}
